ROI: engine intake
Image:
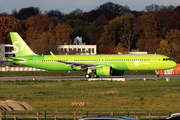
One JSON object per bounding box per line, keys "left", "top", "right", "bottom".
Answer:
{"left": 112, "top": 69, "right": 125, "bottom": 76}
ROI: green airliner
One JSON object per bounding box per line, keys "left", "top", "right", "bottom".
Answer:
{"left": 8, "top": 32, "right": 177, "bottom": 78}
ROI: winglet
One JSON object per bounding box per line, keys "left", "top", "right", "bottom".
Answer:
{"left": 50, "top": 51, "right": 59, "bottom": 61}
{"left": 90, "top": 52, "right": 93, "bottom": 55}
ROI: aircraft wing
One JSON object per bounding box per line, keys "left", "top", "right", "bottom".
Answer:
{"left": 50, "top": 51, "right": 103, "bottom": 70}
{"left": 57, "top": 61, "right": 102, "bottom": 70}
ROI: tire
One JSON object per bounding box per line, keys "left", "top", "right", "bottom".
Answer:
{"left": 93, "top": 74, "right": 99, "bottom": 78}
{"left": 85, "top": 74, "right": 91, "bottom": 78}
{"left": 155, "top": 74, "right": 160, "bottom": 78}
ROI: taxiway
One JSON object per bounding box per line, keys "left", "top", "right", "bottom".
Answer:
{"left": 0, "top": 75, "right": 179, "bottom": 81}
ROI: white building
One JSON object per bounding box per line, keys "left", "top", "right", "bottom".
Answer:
{"left": 58, "top": 36, "right": 97, "bottom": 55}
{"left": 0, "top": 44, "right": 15, "bottom": 65}
{"left": 58, "top": 45, "right": 97, "bottom": 55}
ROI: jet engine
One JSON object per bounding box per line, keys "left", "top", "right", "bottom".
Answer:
{"left": 96, "top": 66, "right": 112, "bottom": 76}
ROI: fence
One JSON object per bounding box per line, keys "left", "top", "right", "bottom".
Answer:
{"left": 0, "top": 111, "right": 174, "bottom": 120}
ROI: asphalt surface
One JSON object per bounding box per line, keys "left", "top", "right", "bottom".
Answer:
{"left": 0, "top": 75, "right": 179, "bottom": 81}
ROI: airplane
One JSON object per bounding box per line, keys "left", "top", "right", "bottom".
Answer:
{"left": 8, "top": 32, "right": 177, "bottom": 78}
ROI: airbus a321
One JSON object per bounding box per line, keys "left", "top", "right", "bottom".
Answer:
{"left": 8, "top": 32, "right": 177, "bottom": 78}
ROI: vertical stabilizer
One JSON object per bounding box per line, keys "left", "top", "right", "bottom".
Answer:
{"left": 10, "top": 32, "right": 36, "bottom": 57}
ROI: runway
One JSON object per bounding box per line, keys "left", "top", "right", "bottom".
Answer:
{"left": 0, "top": 75, "right": 180, "bottom": 81}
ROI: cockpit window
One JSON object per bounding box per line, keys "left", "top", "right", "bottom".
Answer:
{"left": 163, "top": 58, "right": 171, "bottom": 61}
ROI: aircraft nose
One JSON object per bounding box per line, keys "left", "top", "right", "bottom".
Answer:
{"left": 171, "top": 61, "right": 177, "bottom": 68}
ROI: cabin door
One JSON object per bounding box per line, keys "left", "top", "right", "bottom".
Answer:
{"left": 153, "top": 55, "right": 158, "bottom": 65}
{"left": 33, "top": 57, "right": 38, "bottom": 65}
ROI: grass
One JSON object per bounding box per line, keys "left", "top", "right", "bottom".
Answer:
{"left": 0, "top": 78, "right": 180, "bottom": 112}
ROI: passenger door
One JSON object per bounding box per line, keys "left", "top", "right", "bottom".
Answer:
{"left": 153, "top": 55, "right": 158, "bottom": 65}
{"left": 33, "top": 57, "right": 38, "bottom": 65}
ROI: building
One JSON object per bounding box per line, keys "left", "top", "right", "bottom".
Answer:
{"left": 0, "top": 44, "right": 15, "bottom": 65}
{"left": 58, "top": 45, "right": 97, "bottom": 55}
{"left": 58, "top": 36, "right": 97, "bottom": 55}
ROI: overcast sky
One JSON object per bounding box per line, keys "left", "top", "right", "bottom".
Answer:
{"left": 0, "top": 0, "right": 180, "bottom": 14}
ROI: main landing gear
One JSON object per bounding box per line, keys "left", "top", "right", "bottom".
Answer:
{"left": 85, "top": 68, "right": 99, "bottom": 78}
{"left": 85, "top": 74, "right": 91, "bottom": 78}
{"left": 85, "top": 74, "right": 99, "bottom": 78}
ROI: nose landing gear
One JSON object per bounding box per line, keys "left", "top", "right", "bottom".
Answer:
{"left": 155, "top": 70, "right": 160, "bottom": 77}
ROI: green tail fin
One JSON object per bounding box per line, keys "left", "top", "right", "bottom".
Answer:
{"left": 10, "top": 32, "right": 36, "bottom": 56}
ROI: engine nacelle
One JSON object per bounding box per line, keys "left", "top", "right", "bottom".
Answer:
{"left": 96, "top": 66, "right": 112, "bottom": 76}
{"left": 112, "top": 69, "right": 125, "bottom": 76}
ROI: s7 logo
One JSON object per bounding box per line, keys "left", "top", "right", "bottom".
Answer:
{"left": 13, "top": 41, "right": 25, "bottom": 53}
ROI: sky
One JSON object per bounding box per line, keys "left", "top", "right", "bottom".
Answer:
{"left": 0, "top": 0, "right": 180, "bottom": 14}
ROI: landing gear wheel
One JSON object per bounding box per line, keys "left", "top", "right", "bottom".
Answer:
{"left": 85, "top": 74, "right": 91, "bottom": 78}
{"left": 155, "top": 74, "right": 160, "bottom": 78}
{"left": 93, "top": 74, "right": 99, "bottom": 78}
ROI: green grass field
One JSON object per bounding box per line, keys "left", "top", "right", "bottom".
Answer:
{"left": 0, "top": 78, "right": 180, "bottom": 112}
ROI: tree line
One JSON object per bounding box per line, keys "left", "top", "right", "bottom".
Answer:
{"left": 0, "top": 2, "right": 180, "bottom": 62}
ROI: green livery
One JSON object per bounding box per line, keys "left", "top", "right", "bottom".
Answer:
{"left": 8, "top": 32, "right": 177, "bottom": 78}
